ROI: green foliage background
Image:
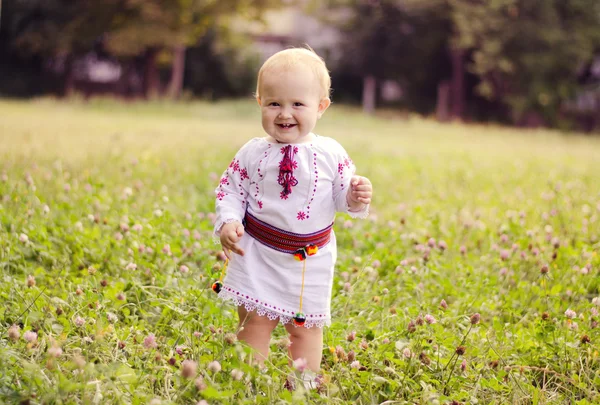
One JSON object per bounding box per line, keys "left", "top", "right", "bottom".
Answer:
{"left": 2, "top": 0, "right": 600, "bottom": 128}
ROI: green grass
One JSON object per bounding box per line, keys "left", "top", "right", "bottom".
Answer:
{"left": 0, "top": 98, "right": 599, "bottom": 404}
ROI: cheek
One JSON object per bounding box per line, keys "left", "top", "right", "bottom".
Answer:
{"left": 261, "top": 111, "right": 274, "bottom": 122}
{"left": 302, "top": 113, "right": 318, "bottom": 124}
{"left": 297, "top": 111, "right": 314, "bottom": 123}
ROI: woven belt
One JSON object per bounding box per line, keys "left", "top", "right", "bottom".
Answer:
{"left": 243, "top": 211, "right": 333, "bottom": 255}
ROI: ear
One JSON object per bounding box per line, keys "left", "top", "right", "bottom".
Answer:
{"left": 256, "top": 96, "right": 262, "bottom": 106}
{"left": 317, "top": 98, "right": 331, "bottom": 118}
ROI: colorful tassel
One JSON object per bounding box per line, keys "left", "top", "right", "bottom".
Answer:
{"left": 293, "top": 312, "right": 306, "bottom": 326}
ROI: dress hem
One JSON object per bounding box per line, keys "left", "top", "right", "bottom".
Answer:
{"left": 217, "top": 289, "right": 330, "bottom": 328}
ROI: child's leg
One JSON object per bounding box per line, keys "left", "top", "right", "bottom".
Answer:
{"left": 237, "top": 307, "right": 278, "bottom": 367}
{"left": 284, "top": 323, "right": 323, "bottom": 372}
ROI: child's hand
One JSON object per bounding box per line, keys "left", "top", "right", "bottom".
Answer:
{"left": 220, "top": 221, "right": 245, "bottom": 258}
{"left": 347, "top": 175, "right": 373, "bottom": 210}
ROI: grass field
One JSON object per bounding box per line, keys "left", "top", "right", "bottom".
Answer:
{"left": 0, "top": 98, "right": 599, "bottom": 404}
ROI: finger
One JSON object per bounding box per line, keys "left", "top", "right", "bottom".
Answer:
{"left": 352, "top": 190, "right": 372, "bottom": 198}
{"left": 223, "top": 248, "right": 232, "bottom": 260}
{"left": 227, "top": 229, "right": 240, "bottom": 243}
{"left": 352, "top": 185, "right": 372, "bottom": 192}
{"left": 231, "top": 244, "right": 245, "bottom": 256}
{"left": 236, "top": 225, "right": 245, "bottom": 238}
{"left": 358, "top": 197, "right": 371, "bottom": 204}
{"left": 354, "top": 176, "right": 370, "bottom": 185}
{"left": 351, "top": 175, "right": 360, "bottom": 187}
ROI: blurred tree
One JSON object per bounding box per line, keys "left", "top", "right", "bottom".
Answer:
{"left": 2, "top": 0, "right": 117, "bottom": 95}
{"left": 4, "top": 0, "right": 279, "bottom": 98}
{"left": 312, "top": 0, "right": 458, "bottom": 117}
{"left": 313, "top": 0, "right": 600, "bottom": 128}
{"left": 184, "top": 26, "right": 261, "bottom": 100}
{"left": 451, "top": 0, "right": 600, "bottom": 126}
{"left": 4, "top": 0, "right": 114, "bottom": 57}
{"left": 104, "top": 0, "right": 280, "bottom": 98}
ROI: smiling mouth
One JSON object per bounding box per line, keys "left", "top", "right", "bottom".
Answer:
{"left": 277, "top": 124, "right": 297, "bottom": 129}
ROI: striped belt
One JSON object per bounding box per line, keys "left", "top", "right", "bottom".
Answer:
{"left": 243, "top": 212, "right": 333, "bottom": 255}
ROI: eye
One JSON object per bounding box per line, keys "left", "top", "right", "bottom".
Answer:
{"left": 293, "top": 102, "right": 304, "bottom": 107}
{"left": 268, "top": 102, "right": 280, "bottom": 107}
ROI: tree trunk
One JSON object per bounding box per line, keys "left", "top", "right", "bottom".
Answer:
{"left": 362, "top": 75, "right": 376, "bottom": 114}
{"left": 166, "top": 45, "right": 186, "bottom": 99}
{"left": 143, "top": 47, "right": 160, "bottom": 99}
{"left": 436, "top": 80, "right": 451, "bottom": 122}
{"left": 449, "top": 46, "right": 465, "bottom": 120}
{"left": 63, "top": 55, "right": 75, "bottom": 98}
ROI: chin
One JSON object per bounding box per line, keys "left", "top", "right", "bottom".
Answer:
{"left": 273, "top": 134, "right": 297, "bottom": 143}
{"left": 276, "top": 133, "right": 311, "bottom": 143}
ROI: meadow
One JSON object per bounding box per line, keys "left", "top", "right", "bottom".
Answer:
{"left": 0, "top": 98, "right": 599, "bottom": 404}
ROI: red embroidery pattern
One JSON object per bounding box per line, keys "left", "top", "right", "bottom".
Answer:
{"left": 277, "top": 145, "right": 298, "bottom": 199}
{"left": 255, "top": 147, "right": 269, "bottom": 202}
{"left": 303, "top": 151, "right": 320, "bottom": 220}
{"left": 244, "top": 211, "right": 332, "bottom": 254}
{"left": 338, "top": 155, "right": 352, "bottom": 190}
{"left": 220, "top": 285, "right": 328, "bottom": 319}
{"left": 217, "top": 157, "right": 248, "bottom": 202}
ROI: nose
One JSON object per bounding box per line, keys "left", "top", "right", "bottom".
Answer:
{"left": 278, "top": 108, "right": 292, "bottom": 119}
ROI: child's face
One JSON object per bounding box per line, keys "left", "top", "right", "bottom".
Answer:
{"left": 257, "top": 65, "right": 330, "bottom": 144}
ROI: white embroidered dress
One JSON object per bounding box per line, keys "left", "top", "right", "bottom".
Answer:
{"left": 214, "top": 135, "right": 368, "bottom": 328}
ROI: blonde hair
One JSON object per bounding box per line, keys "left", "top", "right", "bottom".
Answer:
{"left": 256, "top": 47, "right": 331, "bottom": 100}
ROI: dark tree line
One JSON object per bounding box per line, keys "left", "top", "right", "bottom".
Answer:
{"left": 1, "top": 0, "right": 599, "bottom": 131}
{"left": 320, "top": 0, "right": 600, "bottom": 130}
{"left": 0, "top": 0, "right": 279, "bottom": 98}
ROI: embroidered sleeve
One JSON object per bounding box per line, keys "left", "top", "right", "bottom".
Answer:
{"left": 214, "top": 142, "right": 253, "bottom": 237}
{"left": 332, "top": 145, "right": 369, "bottom": 219}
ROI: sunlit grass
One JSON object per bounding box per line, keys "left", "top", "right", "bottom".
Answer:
{"left": 0, "top": 98, "right": 599, "bottom": 404}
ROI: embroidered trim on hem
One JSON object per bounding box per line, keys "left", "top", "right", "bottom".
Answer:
{"left": 217, "top": 289, "right": 330, "bottom": 328}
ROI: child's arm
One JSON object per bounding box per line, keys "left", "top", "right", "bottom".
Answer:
{"left": 332, "top": 143, "right": 371, "bottom": 218}
{"left": 214, "top": 142, "right": 254, "bottom": 256}
{"left": 346, "top": 175, "right": 372, "bottom": 212}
